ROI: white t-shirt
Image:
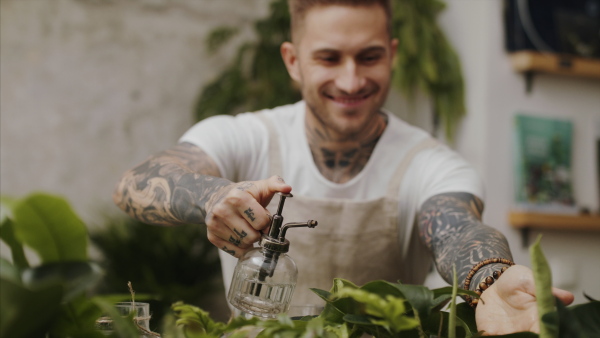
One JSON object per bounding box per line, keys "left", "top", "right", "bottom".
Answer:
{"left": 181, "top": 101, "right": 485, "bottom": 297}
{"left": 180, "top": 101, "right": 484, "bottom": 234}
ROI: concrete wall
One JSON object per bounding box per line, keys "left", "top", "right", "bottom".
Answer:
{"left": 1, "top": 0, "right": 599, "bottom": 311}
{"left": 1, "top": 0, "right": 269, "bottom": 224}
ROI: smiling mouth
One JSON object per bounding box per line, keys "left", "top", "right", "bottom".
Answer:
{"left": 325, "top": 93, "right": 371, "bottom": 105}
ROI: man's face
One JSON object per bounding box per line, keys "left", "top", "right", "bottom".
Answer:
{"left": 282, "top": 4, "right": 397, "bottom": 136}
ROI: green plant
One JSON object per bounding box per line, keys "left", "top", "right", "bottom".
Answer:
{"left": 195, "top": 0, "right": 300, "bottom": 122}
{"left": 0, "top": 193, "right": 140, "bottom": 337}
{"left": 392, "top": 0, "right": 465, "bottom": 140}
{"left": 89, "top": 218, "right": 223, "bottom": 327}
{"left": 195, "top": 0, "right": 465, "bottom": 140}
{"left": 168, "top": 236, "right": 599, "bottom": 338}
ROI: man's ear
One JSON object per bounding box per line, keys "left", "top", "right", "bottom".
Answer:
{"left": 390, "top": 38, "right": 399, "bottom": 65}
{"left": 281, "top": 42, "right": 301, "bottom": 83}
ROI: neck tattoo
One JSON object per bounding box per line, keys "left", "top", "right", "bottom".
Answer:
{"left": 307, "top": 113, "right": 388, "bottom": 183}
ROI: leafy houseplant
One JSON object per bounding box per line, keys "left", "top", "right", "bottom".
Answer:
{"left": 2, "top": 193, "right": 598, "bottom": 337}
{"left": 195, "top": 0, "right": 465, "bottom": 140}
{"left": 89, "top": 217, "right": 223, "bottom": 327}
{"left": 168, "top": 236, "right": 600, "bottom": 338}
{"left": 0, "top": 193, "right": 141, "bottom": 337}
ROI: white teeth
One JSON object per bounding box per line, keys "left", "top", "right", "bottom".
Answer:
{"left": 336, "top": 98, "right": 361, "bottom": 103}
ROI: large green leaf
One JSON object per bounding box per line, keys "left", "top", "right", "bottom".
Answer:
{"left": 12, "top": 193, "right": 88, "bottom": 263}
{"left": 530, "top": 236, "right": 557, "bottom": 338}
{"left": 48, "top": 295, "right": 106, "bottom": 338}
{"left": 0, "top": 258, "right": 21, "bottom": 286}
{"left": 21, "top": 261, "right": 103, "bottom": 302}
{"left": 0, "top": 197, "right": 29, "bottom": 270}
{"left": 0, "top": 276, "right": 63, "bottom": 338}
{"left": 567, "top": 301, "right": 600, "bottom": 335}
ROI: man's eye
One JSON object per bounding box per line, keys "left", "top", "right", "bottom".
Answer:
{"left": 360, "top": 54, "right": 382, "bottom": 63}
{"left": 320, "top": 56, "right": 338, "bottom": 63}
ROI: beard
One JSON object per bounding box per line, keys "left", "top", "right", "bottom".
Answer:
{"left": 303, "top": 81, "right": 389, "bottom": 137}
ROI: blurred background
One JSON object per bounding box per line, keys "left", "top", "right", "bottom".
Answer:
{"left": 2, "top": 0, "right": 599, "bottom": 326}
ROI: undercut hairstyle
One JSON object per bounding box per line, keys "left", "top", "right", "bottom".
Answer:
{"left": 287, "top": 0, "right": 393, "bottom": 41}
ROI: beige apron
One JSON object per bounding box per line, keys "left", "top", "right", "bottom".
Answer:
{"left": 257, "top": 113, "right": 437, "bottom": 307}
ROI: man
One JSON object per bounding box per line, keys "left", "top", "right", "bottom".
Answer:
{"left": 113, "top": 0, "right": 573, "bottom": 334}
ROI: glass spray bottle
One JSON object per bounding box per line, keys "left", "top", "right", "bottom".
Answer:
{"left": 227, "top": 193, "right": 318, "bottom": 319}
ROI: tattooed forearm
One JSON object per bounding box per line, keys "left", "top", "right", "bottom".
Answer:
{"left": 113, "top": 142, "right": 233, "bottom": 226}
{"left": 418, "top": 192, "right": 513, "bottom": 290}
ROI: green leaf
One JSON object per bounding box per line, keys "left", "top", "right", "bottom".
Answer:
{"left": 332, "top": 287, "right": 419, "bottom": 334}
{"left": 205, "top": 26, "right": 240, "bottom": 53}
{"left": 542, "top": 299, "right": 600, "bottom": 338}
{"left": 0, "top": 276, "right": 63, "bottom": 338}
{"left": 0, "top": 198, "right": 29, "bottom": 270}
{"left": 171, "top": 301, "right": 228, "bottom": 337}
{"left": 21, "top": 261, "right": 103, "bottom": 302}
{"left": 12, "top": 193, "right": 88, "bottom": 263}
{"left": 530, "top": 235, "right": 557, "bottom": 338}
{"left": 49, "top": 295, "right": 106, "bottom": 338}
{"left": 0, "top": 258, "right": 21, "bottom": 285}
{"left": 449, "top": 264, "right": 458, "bottom": 338}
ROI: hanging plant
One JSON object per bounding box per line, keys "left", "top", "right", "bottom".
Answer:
{"left": 195, "top": 0, "right": 465, "bottom": 141}
{"left": 194, "top": 0, "right": 300, "bottom": 121}
{"left": 392, "top": 0, "right": 466, "bottom": 141}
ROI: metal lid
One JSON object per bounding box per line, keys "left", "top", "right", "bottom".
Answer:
{"left": 259, "top": 235, "right": 290, "bottom": 253}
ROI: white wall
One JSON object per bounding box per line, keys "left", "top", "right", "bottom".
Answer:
{"left": 436, "top": 0, "right": 600, "bottom": 305}
{"left": 1, "top": 0, "right": 269, "bottom": 225}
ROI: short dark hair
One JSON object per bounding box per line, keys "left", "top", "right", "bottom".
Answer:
{"left": 287, "top": 0, "right": 393, "bottom": 41}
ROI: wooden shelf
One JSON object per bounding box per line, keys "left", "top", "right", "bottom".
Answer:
{"left": 509, "top": 211, "right": 600, "bottom": 231}
{"left": 509, "top": 51, "right": 600, "bottom": 79}
{"left": 509, "top": 211, "right": 600, "bottom": 247}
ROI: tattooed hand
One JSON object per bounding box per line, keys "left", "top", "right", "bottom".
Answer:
{"left": 205, "top": 175, "right": 292, "bottom": 258}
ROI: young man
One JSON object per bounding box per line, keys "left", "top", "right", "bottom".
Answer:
{"left": 113, "top": 0, "right": 573, "bottom": 334}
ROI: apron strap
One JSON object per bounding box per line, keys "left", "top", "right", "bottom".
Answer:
{"left": 256, "top": 112, "right": 283, "bottom": 176}
{"left": 385, "top": 137, "right": 439, "bottom": 199}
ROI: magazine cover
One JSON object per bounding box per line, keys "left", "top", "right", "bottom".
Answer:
{"left": 513, "top": 114, "right": 577, "bottom": 213}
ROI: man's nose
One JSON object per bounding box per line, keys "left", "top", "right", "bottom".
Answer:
{"left": 334, "top": 61, "right": 366, "bottom": 95}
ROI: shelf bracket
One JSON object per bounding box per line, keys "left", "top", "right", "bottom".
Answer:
{"left": 524, "top": 71, "right": 534, "bottom": 94}
{"left": 520, "top": 227, "right": 530, "bottom": 249}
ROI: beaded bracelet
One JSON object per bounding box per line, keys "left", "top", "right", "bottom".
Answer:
{"left": 463, "top": 258, "right": 515, "bottom": 308}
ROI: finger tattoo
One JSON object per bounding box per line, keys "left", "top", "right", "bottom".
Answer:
{"left": 228, "top": 235, "right": 241, "bottom": 246}
{"left": 244, "top": 207, "right": 256, "bottom": 221}
{"left": 234, "top": 228, "right": 248, "bottom": 239}
{"left": 221, "top": 246, "right": 236, "bottom": 256}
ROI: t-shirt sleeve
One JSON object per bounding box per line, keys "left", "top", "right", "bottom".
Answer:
{"left": 178, "top": 113, "right": 268, "bottom": 181}
{"left": 409, "top": 143, "right": 485, "bottom": 210}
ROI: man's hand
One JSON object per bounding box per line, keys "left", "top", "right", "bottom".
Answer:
{"left": 475, "top": 264, "right": 575, "bottom": 335}
{"left": 205, "top": 175, "right": 292, "bottom": 258}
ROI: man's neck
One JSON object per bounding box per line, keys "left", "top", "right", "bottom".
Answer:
{"left": 305, "top": 111, "right": 388, "bottom": 184}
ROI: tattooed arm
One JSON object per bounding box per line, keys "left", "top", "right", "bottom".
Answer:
{"left": 113, "top": 142, "right": 291, "bottom": 257}
{"left": 418, "top": 192, "right": 573, "bottom": 335}
{"left": 418, "top": 192, "right": 512, "bottom": 291}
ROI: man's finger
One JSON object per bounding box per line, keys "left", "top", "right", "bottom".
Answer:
{"left": 245, "top": 176, "right": 292, "bottom": 207}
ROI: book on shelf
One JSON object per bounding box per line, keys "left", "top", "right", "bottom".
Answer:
{"left": 513, "top": 114, "right": 577, "bottom": 214}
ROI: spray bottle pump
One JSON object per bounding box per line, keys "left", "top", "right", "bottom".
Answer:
{"left": 227, "top": 192, "right": 317, "bottom": 319}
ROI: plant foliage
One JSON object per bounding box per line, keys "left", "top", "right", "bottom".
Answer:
{"left": 0, "top": 193, "right": 139, "bottom": 337}
{"left": 168, "top": 237, "right": 599, "bottom": 338}
{"left": 392, "top": 0, "right": 465, "bottom": 140}
{"left": 89, "top": 217, "right": 223, "bottom": 326}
